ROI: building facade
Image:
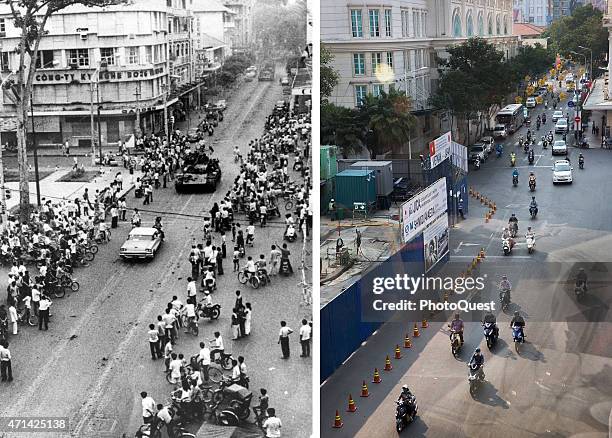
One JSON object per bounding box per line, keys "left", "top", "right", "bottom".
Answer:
{"left": 0, "top": 0, "right": 229, "bottom": 148}
{"left": 192, "top": 0, "right": 236, "bottom": 78}
{"left": 321, "top": 0, "right": 518, "bottom": 150}
{"left": 514, "top": 0, "right": 550, "bottom": 26}
{"left": 224, "top": 0, "right": 254, "bottom": 51}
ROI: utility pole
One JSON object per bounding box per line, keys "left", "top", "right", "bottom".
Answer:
{"left": 134, "top": 82, "right": 142, "bottom": 137}
{"left": 90, "top": 81, "right": 96, "bottom": 166}
{"left": 96, "top": 80, "right": 102, "bottom": 162}
{"left": 30, "top": 91, "right": 41, "bottom": 206}
{"left": 0, "top": 130, "right": 6, "bottom": 225}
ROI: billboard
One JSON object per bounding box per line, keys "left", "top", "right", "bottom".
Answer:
{"left": 401, "top": 177, "right": 448, "bottom": 243}
{"left": 429, "top": 131, "right": 452, "bottom": 169}
{"left": 423, "top": 213, "right": 450, "bottom": 272}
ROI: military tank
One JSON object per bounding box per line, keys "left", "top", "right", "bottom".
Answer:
{"left": 175, "top": 150, "right": 221, "bottom": 192}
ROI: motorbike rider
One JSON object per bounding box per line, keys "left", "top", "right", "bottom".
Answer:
{"left": 474, "top": 155, "right": 481, "bottom": 168}
{"left": 499, "top": 275, "right": 512, "bottom": 303}
{"left": 525, "top": 226, "right": 535, "bottom": 240}
{"left": 512, "top": 168, "right": 519, "bottom": 184}
{"left": 508, "top": 213, "right": 519, "bottom": 235}
{"left": 482, "top": 311, "right": 499, "bottom": 339}
{"left": 576, "top": 268, "right": 588, "bottom": 289}
{"left": 529, "top": 196, "right": 538, "bottom": 216}
{"left": 449, "top": 313, "right": 464, "bottom": 345}
{"left": 578, "top": 153, "right": 584, "bottom": 167}
{"left": 468, "top": 348, "right": 485, "bottom": 379}
{"left": 131, "top": 208, "right": 142, "bottom": 228}
{"left": 528, "top": 148, "right": 535, "bottom": 161}
{"left": 542, "top": 113, "right": 547, "bottom": 124}
{"left": 398, "top": 384, "right": 415, "bottom": 404}
{"left": 510, "top": 311, "right": 526, "bottom": 341}
{"left": 153, "top": 216, "right": 165, "bottom": 240}
{"left": 528, "top": 171, "right": 536, "bottom": 186}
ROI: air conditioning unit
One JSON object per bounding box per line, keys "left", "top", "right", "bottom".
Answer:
{"left": 128, "top": 33, "right": 136, "bottom": 39}
{"left": 80, "top": 32, "right": 88, "bottom": 40}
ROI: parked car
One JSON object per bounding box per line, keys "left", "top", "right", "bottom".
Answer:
{"left": 493, "top": 124, "right": 508, "bottom": 139}
{"left": 555, "top": 118, "right": 568, "bottom": 134}
{"left": 245, "top": 70, "right": 257, "bottom": 81}
{"left": 552, "top": 110, "right": 564, "bottom": 122}
{"left": 526, "top": 97, "right": 537, "bottom": 108}
{"left": 552, "top": 139, "right": 568, "bottom": 155}
{"left": 469, "top": 144, "right": 487, "bottom": 163}
{"left": 480, "top": 136, "right": 494, "bottom": 154}
{"left": 280, "top": 77, "right": 290, "bottom": 86}
{"left": 552, "top": 159, "right": 573, "bottom": 184}
{"left": 120, "top": 227, "right": 163, "bottom": 260}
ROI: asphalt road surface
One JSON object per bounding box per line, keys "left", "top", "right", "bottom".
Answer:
{"left": 1, "top": 67, "right": 312, "bottom": 438}
{"left": 320, "top": 92, "right": 612, "bottom": 437}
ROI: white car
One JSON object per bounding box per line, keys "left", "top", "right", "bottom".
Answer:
{"left": 552, "top": 110, "right": 564, "bottom": 122}
{"left": 552, "top": 139, "right": 567, "bottom": 155}
{"left": 526, "top": 97, "right": 537, "bottom": 108}
{"left": 552, "top": 160, "right": 573, "bottom": 184}
{"left": 555, "top": 118, "right": 568, "bottom": 134}
{"left": 493, "top": 125, "right": 508, "bottom": 139}
{"left": 480, "top": 136, "right": 494, "bottom": 154}
{"left": 120, "top": 227, "right": 163, "bottom": 260}
{"left": 245, "top": 70, "right": 257, "bottom": 81}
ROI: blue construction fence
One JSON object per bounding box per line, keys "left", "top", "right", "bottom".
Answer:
{"left": 321, "top": 234, "right": 451, "bottom": 382}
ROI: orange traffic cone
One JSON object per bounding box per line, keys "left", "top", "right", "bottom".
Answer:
{"left": 394, "top": 344, "right": 402, "bottom": 359}
{"left": 347, "top": 394, "right": 357, "bottom": 412}
{"left": 372, "top": 368, "right": 382, "bottom": 383}
{"left": 384, "top": 355, "right": 393, "bottom": 371}
{"left": 360, "top": 381, "right": 369, "bottom": 397}
{"left": 404, "top": 334, "right": 412, "bottom": 348}
{"left": 422, "top": 319, "right": 428, "bottom": 328}
{"left": 413, "top": 323, "right": 420, "bottom": 337}
{"left": 333, "top": 410, "right": 343, "bottom": 428}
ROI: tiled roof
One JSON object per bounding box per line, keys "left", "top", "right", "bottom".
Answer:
{"left": 513, "top": 23, "right": 545, "bottom": 37}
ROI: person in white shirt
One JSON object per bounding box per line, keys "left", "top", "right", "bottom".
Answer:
{"left": 210, "top": 331, "right": 224, "bottom": 363}
{"left": 186, "top": 277, "right": 197, "bottom": 299}
{"left": 140, "top": 392, "right": 156, "bottom": 424}
{"left": 168, "top": 353, "right": 182, "bottom": 384}
{"left": 262, "top": 408, "right": 282, "bottom": 438}
{"left": 278, "top": 321, "right": 293, "bottom": 359}
{"left": 299, "top": 319, "right": 311, "bottom": 358}
{"left": 155, "top": 403, "right": 173, "bottom": 436}
{"left": 197, "top": 341, "right": 211, "bottom": 383}
{"left": 8, "top": 303, "right": 18, "bottom": 335}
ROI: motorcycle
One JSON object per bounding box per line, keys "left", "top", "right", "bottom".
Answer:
{"left": 468, "top": 363, "right": 485, "bottom": 397}
{"left": 542, "top": 114, "right": 547, "bottom": 124}
{"left": 197, "top": 302, "right": 221, "bottom": 320}
{"left": 474, "top": 158, "right": 481, "bottom": 170}
{"left": 524, "top": 143, "right": 530, "bottom": 153}
{"left": 510, "top": 155, "right": 516, "bottom": 167}
{"left": 449, "top": 327, "right": 462, "bottom": 357}
{"left": 536, "top": 121, "right": 541, "bottom": 130}
{"left": 284, "top": 225, "right": 297, "bottom": 242}
{"left": 502, "top": 238, "right": 512, "bottom": 256}
{"left": 529, "top": 206, "right": 538, "bottom": 219}
{"left": 575, "top": 280, "right": 587, "bottom": 301}
{"left": 395, "top": 396, "right": 418, "bottom": 433}
{"left": 483, "top": 322, "right": 498, "bottom": 349}
{"left": 580, "top": 138, "right": 589, "bottom": 149}
{"left": 500, "top": 288, "right": 510, "bottom": 311}
{"left": 542, "top": 140, "right": 548, "bottom": 149}
{"left": 512, "top": 175, "right": 518, "bottom": 187}
{"left": 495, "top": 144, "right": 503, "bottom": 158}
{"left": 509, "top": 222, "right": 518, "bottom": 238}
{"left": 528, "top": 153, "right": 534, "bottom": 164}
{"left": 526, "top": 235, "right": 535, "bottom": 253}
{"left": 529, "top": 179, "right": 536, "bottom": 192}
{"left": 579, "top": 158, "right": 584, "bottom": 169}
{"left": 512, "top": 325, "right": 525, "bottom": 353}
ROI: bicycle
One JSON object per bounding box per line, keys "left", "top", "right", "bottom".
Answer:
{"left": 17, "top": 307, "right": 37, "bottom": 326}
{"left": 60, "top": 274, "right": 80, "bottom": 292}
{"left": 237, "top": 269, "right": 260, "bottom": 289}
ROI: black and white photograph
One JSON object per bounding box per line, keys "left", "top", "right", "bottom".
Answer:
{"left": 0, "top": 0, "right": 312, "bottom": 436}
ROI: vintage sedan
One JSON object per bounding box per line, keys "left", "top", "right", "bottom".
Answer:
{"left": 120, "top": 227, "right": 163, "bottom": 260}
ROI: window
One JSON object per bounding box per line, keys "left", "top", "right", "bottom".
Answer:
{"left": 453, "top": 10, "right": 462, "bottom": 37}
{"left": 369, "top": 9, "right": 380, "bottom": 37}
{"left": 478, "top": 13, "right": 484, "bottom": 35}
{"left": 422, "top": 12, "right": 427, "bottom": 36}
{"left": 386, "top": 52, "right": 394, "bottom": 69}
{"left": 404, "top": 50, "right": 411, "bottom": 72}
{"left": 145, "top": 46, "right": 153, "bottom": 63}
{"left": 415, "top": 49, "right": 422, "bottom": 69}
{"left": 0, "top": 52, "right": 9, "bottom": 72}
{"left": 353, "top": 53, "right": 365, "bottom": 75}
{"left": 0, "top": 18, "right": 5, "bottom": 35}
{"left": 401, "top": 11, "right": 406, "bottom": 37}
{"left": 128, "top": 46, "right": 139, "bottom": 64}
{"left": 372, "top": 52, "right": 382, "bottom": 74}
{"left": 372, "top": 84, "right": 384, "bottom": 97}
{"left": 496, "top": 16, "right": 500, "bottom": 34}
{"left": 384, "top": 9, "right": 392, "bottom": 36}
{"left": 350, "top": 10, "right": 363, "bottom": 37}
{"left": 488, "top": 16, "right": 493, "bottom": 34}
{"left": 68, "top": 49, "right": 89, "bottom": 66}
{"left": 355, "top": 85, "right": 367, "bottom": 106}
{"left": 100, "top": 47, "right": 116, "bottom": 66}
{"left": 413, "top": 11, "right": 418, "bottom": 37}
{"left": 504, "top": 18, "right": 508, "bottom": 34}
{"left": 35, "top": 50, "right": 55, "bottom": 68}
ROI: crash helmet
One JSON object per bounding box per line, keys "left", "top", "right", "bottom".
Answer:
{"left": 454, "top": 313, "right": 460, "bottom": 320}
{"left": 514, "top": 311, "right": 520, "bottom": 316}
{"left": 475, "top": 348, "right": 481, "bottom": 353}
{"left": 402, "top": 384, "right": 409, "bottom": 391}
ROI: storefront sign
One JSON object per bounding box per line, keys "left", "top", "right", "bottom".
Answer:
{"left": 401, "top": 177, "right": 448, "bottom": 243}
{"left": 34, "top": 67, "right": 165, "bottom": 84}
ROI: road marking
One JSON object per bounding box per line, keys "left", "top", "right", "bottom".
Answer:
{"left": 452, "top": 255, "right": 532, "bottom": 259}
{"left": 453, "top": 242, "right": 481, "bottom": 253}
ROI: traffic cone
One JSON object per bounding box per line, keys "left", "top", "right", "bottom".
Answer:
{"left": 485, "top": 213, "right": 490, "bottom": 223}
{"left": 395, "top": 344, "right": 402, "bottom": 359}
{"left": 384, "top": 355, "right": 393, "bottom": 371}
{"left": 404, "top": 334, "right": 412, "bottom": 348}
{"left": 360, "top": 381, "right": 369, "bottom": 397}
{"left": 333, "top": 410, "right": 343, "bottom": 428}
{"left": 422, "top": 319, "right": 428, "bottom": 328}
{"left": 480, "top": 248, "right": 486, "bottom": 259}
{"left": 372, "top": 368, "right": 382, "bottom": 383}
{"left": 413, "top": 323, "right": 420, "bottom": 337}
{"left": 347, "top": 394, "right": 357, "bottom": 412}
{"left": 443, "top": 291, "right": 449, "bottom": 302}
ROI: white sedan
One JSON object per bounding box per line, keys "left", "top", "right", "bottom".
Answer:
{"left": 552, "top": 160, "right": 573, "bottom": 184}
{"left": 555, "top": 118, "right": 568, "bottom": 134}
{"left": 552, "top": 140, "right": 567, "bottom": 155}
{"left": 552, "top": 110, "right": 564, "bottom": 122}
{"left": 120, "top": 227, "right": 163, "bottom": 260}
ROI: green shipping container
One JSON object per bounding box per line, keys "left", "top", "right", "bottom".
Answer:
{"left": 320, "top": 145, "right": 338, "bottom": 180}
{"left": 320, "top": 178, "right": 335, "bottom": 214}
{"left": 335, "top": 169, "right": 376, "bottom": 211}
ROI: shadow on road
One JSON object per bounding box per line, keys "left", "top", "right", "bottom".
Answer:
{"left": 472, "top": 380, "right": 510, "bottom": 409}
{"left": 518, "top": 341, "right": 546, "bottom": 362}
{"left": 399, "top": 416, "right": 429, "bottom": 437}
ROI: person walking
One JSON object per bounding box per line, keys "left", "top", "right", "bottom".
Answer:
{"left": 110, "top": 205, "right": 119, "bottom": 229}
{"left": 38, "top": 295, "right": 51, "bottom": 330}
{"left": 269, "top": 245, "right": 281, "bottom": 275}
{"left": 299, "top": 319, "right": 311, "bottom": 358}
{"left": 140, "top": 392, "right": 156, "bottom": 424}
{"left": 147, "top": 323, "right": 161, "bottom": 360}
{"left": 278, "top": 321, "right": 293, "bottom": 359}
{"left": 458, "top": 198, "right": 465, "bottom": 220}
{"left": 8, "top": 302, "right": 17, "bottom": 335}
{"left": 231, "top": 308, "right": 240, "bottom": 340}
{"left": 197, "top": 341, "right": 210, "bottom": 383}
{"left": 0, "top": 341, "right": 13, "bottom": 382}
{"left": 234, "top": 290, "right": 243, "bottom": 310}
{"left": 262, "top": 408, "right": 282, "bottom": 438}
{"left": 244, "top": 303, "right": 252, "bottom": 336}
{"left": 237, "top": 306, "right": 246, "bottom": 339}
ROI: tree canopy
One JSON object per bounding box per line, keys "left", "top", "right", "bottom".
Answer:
{"left": 509, "top": 44, "right": 555, "bottom": 81}
{"left": 320, "top": 44, "right": 339, "bottom": 100}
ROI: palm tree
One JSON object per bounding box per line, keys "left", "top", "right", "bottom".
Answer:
{"left": 320, "top": 103, "right": 366, "bottom": 158}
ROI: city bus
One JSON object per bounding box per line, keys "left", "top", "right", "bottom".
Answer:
{"left": 495, "top": 104, "right": 525, "bottom": 134}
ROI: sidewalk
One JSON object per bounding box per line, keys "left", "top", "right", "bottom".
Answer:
{"left": 6, "top": 166, "right": 142, "bottom": 213}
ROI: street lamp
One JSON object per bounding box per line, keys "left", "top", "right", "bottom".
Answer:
{"left": 577, "top": 45, "right": 593, "bottom": 80}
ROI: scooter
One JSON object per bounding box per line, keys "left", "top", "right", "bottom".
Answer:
{"left": 512, "top": 175, "right": 518, "bottom": 187}
{"left": 502, "top": 238, "right": 512, "bottom": 256}
{"left": 474, "top": 158, "right": 481, "bottom": 170}
{"left": 500, "top": 288, "right": 510, "bottom": 311}
{"left": 510, "top": 155, "right": 516, "bottom": 167}
{"left": 526, "top": 235, "right": 535, "bottom": 254}
{"left": 574, "top": 281, "right": 587, "bottom": 301}
{"left": 579, "top": 158, "right": 584, "bottom": 169}
{"left": 529, "top": 206, "right": 538, "bottom": 219}
{"left": 449, "top": 327, "right": 462, "bottom": 357}
{"left": 468, "top": 363, "right": 485, "bottom": 397}
{"left": 395, "top": 396, "right": 418, "bottom": 433}
{"left": 528, "top": 153, "right": 535, "bottom": 164}
{"left": 529, "top": 179, "right": 536, "bottom": 192}
{"left": 512, "top": 325, "right": 525, "bottom": 353}
{"left": 483, "top": 322, "right": 498, "bottom": 349}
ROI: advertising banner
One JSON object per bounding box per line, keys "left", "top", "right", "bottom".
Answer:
{"left": 450, "top": 141, "right": 468, "bottom": 173}
{"left": 423, "top": 214, "right": 450, "bottom": 272}
{"left": 401, "top": 177, "right": 448, "bottom": 243}
{"left": 429, "top": 131, "right": 452, "bottom": 169}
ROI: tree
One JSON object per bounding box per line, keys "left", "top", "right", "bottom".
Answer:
{"left": 359, "top": 90, "right": 417, "bottom": 157}
{"left": 508, "top": 44, "right": 555, "bottom": 81}
{"left": 253, "top": 1, "right": 306, "bottom": 57}
{"left": 320, "top": 102, "right": 365, "bottom": 158}
{"left": 543, "top": 5, "right": 607, "bottom": 61}
{"left": 2, "top": 0, "right": 124, "bottom": 221}
{"left": 320, "top": 44, "right": 339, "bottom": 101}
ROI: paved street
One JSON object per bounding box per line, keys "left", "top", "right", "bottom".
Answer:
{"left": 321, "top": 88, "right": 612, "bottom": 437}
{"left": 0, "top": 70, "right": 312, "bottom": 437}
